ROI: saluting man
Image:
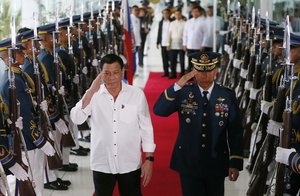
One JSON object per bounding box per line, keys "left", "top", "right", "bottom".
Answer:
{"left": 154, "top": 51, "right": 243, "bottom": 196}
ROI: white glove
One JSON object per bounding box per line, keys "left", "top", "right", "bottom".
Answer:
{"left": 92, "top": 59, "right": 98, "bottom": 67}
{"left": 266, "top": 120, "right": 282, "bottom": 137}
{"left": 40, "top": 100, "right": 48, "bottom": 112}
{"left": 119, "top": 54, "right": 128, "bottom": 64}
{"left": 73, "top": 74, "right": 80, "bottom": 84}
{"left": 40, "top": 141, "right": 55, "bottom": 156}
{"left": 54, "top": 118, "right": 69, "bottom": 135}
{"left": 240, "top": 68, "right": 248, "bottom": 79}
{"left": 233, "top": 59, "right": 243, "bottom": 69}
{"left": 0, "top": 178, "right": 7, "bottom": 195}
{"left": 275, "top": 147, "right": 296, "bottom": 166}
{"left": 244, "top": 81, "right": 253, "bottom": 91}
{"left": 224, "top": 44, "right": 230, "bottom": 53}
{"left": 15, "top": 117, "right": 23, "bottom": 130}
{"left": 249, "top": 87, "right": 261, "bottom": 100}
{"left": 261, "top": 100, "right": 273, "bottom": 115}
{"left": 58, "top": 86, "right": 65, "bottom": 96}
{"left": 8, "top": 163, "right": 29, "bottom": 181}
{"left": 82, "top": 66, "right": 88, "bottom": 75}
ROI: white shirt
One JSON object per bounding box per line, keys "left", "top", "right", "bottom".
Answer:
{"left": 130, "top": 14, "right": 141, "bottom": 46}
{"left": 70, "top": 82, "right": 156, "bottom": 174}
{"left": 183, "top": 16, "right": 208, "bottom": 49}
{"left": 168, "top": 19, "right": 186, "bottom": 50}
{"left": 202, "top": 16, "right": 221, "bottom": 48}
{"left": 161, "top": 20, "right": 170, "bottom": 47}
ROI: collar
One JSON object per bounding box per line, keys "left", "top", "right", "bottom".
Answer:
{"left": 198, "top": 82, "right": 214, "bottom": 99}
{"left": 98, "top": 81, "right": 128, "bottom": 95}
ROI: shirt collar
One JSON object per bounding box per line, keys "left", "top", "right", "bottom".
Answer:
{"left": 99, "top": 81, "right": 128, "bottom": 95}
{"left": 198, "top": 82, "right": 214, "bottom": 99}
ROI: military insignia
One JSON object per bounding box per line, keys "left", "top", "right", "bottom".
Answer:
{"left": 217, "top": 97, "right": 225, "bottom": 102}
{"left": 180, "top": 93, "right": 198, "bottom": 115}
{"left": 30, "top": 120, "right": 37, "bottom": 131}
{"left": 0, "top": 147, "right": 4, "bottom": 156}
{"left": 219, "top": 121, "right": 224, "bottom": 126}
{"left": 225, "top": 113, "right": 228, "bottom": 117}
{"left": 215, "top": 112, "right": 220, "bottom": 116}
{"left": 186, "top": 118, "right": 191, "bottom": 123}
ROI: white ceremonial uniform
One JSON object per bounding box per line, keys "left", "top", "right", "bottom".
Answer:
{"left": 71, "top": 82, "right": 156, "bottom": 174}
{"left": 131, "top": 14, "right": 142, "bottom": 47}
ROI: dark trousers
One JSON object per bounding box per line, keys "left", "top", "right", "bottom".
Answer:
{"left": 180, "top": 173, "right": 225, "bottom": 196}
{"left": 93, "top": 169, "right": 142, "bottom": 196}
{"left": 170, "top": 49, "right": 185, "bottom": 77}
{"left": 285, "top": 172, "right": 300, "bottom": 196}
{"left": 138, "top": 31, "right": 148, "bottom": 66}
{"left": 187, "top": 49, "right": 199, "bottom": 72}
{"left": 161, "top": 46, "right": 170, "bottom": 76}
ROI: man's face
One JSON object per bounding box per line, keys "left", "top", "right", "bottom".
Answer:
{"left": 59, "top": 29, "right": 68, "bottom": 45}
{"left": 163, "top": 10, "right": 170, "bottom": 20}
{"left": 272, "top": 42, "right": 283, "bottom": 59}
{"left": 207, "top": 8, "right": 213, "bottom": 17}
{"left": 102, "top": 62, "right": 123, "bottom": 90}
{"left": 290, "top": 46, "right": 300, "bottom": 65}
{"left": 175, "top": 11, "right": 182, "bottom": 20}
{"left": 192, "top": 8, "right": 201, "bottom": 18}
{"left": 132, "top": 7, "right": 139, "bottom": 16}
{"left": 39, "top": 34, "right": 53, "bottom": 50}
{"left": 15, "top": 50, "right": 25, "bottom": 65}
{"left": 194, "top": 69, "right": 218, "bottom": 89}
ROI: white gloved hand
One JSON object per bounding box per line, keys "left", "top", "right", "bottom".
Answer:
{"left": 51, "top": 86, "right": 57, "bottom": 94}
{"left": 40, "top": 141, "right": 55, "bottom": 156}
{"left": 244, "top": 81, "right": 253, "bottom": 90}
{"left": 92, "top": 59, "right": 98, "bottom": 67}
{"left": 73, "top": 74, "right": 80, "bottom": 84}
{"left": 261, "top": 100, "right": 273, "bottom": 115}
{"left": 0, "top": 178, "right": 7, "bottom": 195}
{"left": 119, "top": 54, "right": 128, "bottom": 64}
{"left": 240, "top": 68, "right": 248, "bottom": 79}
{"left": 40, "top": 100, "right": 48, "bottom": 112}
{"left": 266, "top": 120, "right": 282, "bottom": 136}
{"left": 54, "top": 118, "right": 69, "bottom": 135}
{"left": 58, "top": 86, "right": 65, "bottom": 96}
{"left": 275, "top": 147, "right": 296, "bottom": 166}
{"left": 15, "top": 117, "right": 23, "bottom": 130}
{"left": 82, "top": 66, "right": 88, "bottom": 75}
{"left": 8, "top": 163, "right": 29, "bottom": 181}
{"left": 249, "top": 87, "right": 261, "bottom": 100}
{"left": 233, "top": 59, "right": 243, "bottom": 69}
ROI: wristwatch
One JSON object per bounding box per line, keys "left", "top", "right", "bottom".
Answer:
{"left": 145, "top": 156, "right": 154, "bottom": 162}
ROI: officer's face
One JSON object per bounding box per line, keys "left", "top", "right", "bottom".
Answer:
{"left": 59, "top": 29, "right": 68, "bottom": 45}
{"left": 39, "top": 34, "right": 53, "bottom": 50}
{"left": 194, "top": 69, "right": 218, "bottom": 90}
{"left": 272, "top": 42, "right": 283, "bottom": 59}
{"left": 102, "top": 62, "right": 124, "bottom": 90}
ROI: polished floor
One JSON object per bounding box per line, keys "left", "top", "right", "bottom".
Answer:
{"left": 44, "top": 9, "right": 251, "bottom": 196}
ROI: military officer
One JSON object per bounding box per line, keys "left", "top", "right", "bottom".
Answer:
{"left": 0, "top": 37, "right": 56, "bottom": 195}
{"left": 153, "top": 51, "right": 243, "bottom": 196}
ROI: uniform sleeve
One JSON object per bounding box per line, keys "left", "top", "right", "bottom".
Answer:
{"left": 138, "top": 91, "right": 156, "bottom": 152}
{"left": 289, "top": 152, "right": 300, "bottom": 174}
{"left": 153, "top": 84, "right": 179, "bottom": 117}
{"left": 227, "top": 91, "right": 244, "bottom": 170}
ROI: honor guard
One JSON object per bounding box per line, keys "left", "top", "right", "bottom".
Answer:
{"left": 154, "top": 51, "right": 243, "bottom": 196}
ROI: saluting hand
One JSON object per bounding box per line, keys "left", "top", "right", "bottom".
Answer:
{"left": 228, "top": 168, "right": 239, "bottom": 181}
{"left": 176, "top": 69, "right": 197, "bottom": 87}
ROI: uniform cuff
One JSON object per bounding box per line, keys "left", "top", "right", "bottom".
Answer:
{"left": 229, "top": 155, "right": 244, "bottom": 170}
{"left": 1, "top": 152, "right": 16, "bottom": 169}
{"left": 289, "top": 152, "right": 300, "bottom": 174}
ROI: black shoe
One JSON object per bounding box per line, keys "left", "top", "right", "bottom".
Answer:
{"left": 44, "top": 181, "right": 68, "bottom": 190}
{"left": 168, "top": 75, "right": 176, "bottom": 79}
{"left": 70, "top": 148, "right": 88, "bottom": 156}
{"left": 69, "top": 162, "right": 78, "bottom": 168}
{"left": 58, "top": 164, "right": 78, "bottom": 172}
{"left": 57, "top": 178, "right": 71, "bottom": 186}
{"left": 161, "top": 74, "right": 168, "bottom": 77}
{"left": 79, "top": 145, "right": 90, "bottom": 152}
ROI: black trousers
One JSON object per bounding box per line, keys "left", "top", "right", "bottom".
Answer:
{"left": 187, "top": 49, "right": 199, "bottom": 72}
{"left": 180, "top": 173, "right": 225, "bottom": 196}
{"left": 161, "top": 46, "right": 170, "bottom": 76}
{"left": 138, "top": 31, "right": 148, "bottom": 66}
{"left": 93, "top": 169, "right": 142, "bottom": 196}
{"left": 170, "top": 49, "right": 185, "bottom": 77}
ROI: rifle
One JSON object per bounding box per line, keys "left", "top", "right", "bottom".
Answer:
{"left": 0, "top": 162, "right": 10, "bottom": 196}
{"left": 8, "top": 16, "right": 36, "bottom": 196}
{"left": 274, "top": 17, "right": 294, "bottom": 195}
{"left": 89, "top": 4, "right": 99, "bottom": 80}
{"left": 53, "top": 15, "right": 76, "bottom": 147}
{"left": 31, "top": 18, "right": 63, "bottom": 169}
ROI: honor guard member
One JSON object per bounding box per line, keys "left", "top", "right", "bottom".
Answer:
{"left": 154, "top": 52, "right": 243, "bottom": 196}
{"left": 37, "top": 24, "right": 75, "bottom": 190}
{"left": 58, "top": 19, "right": 90, "bottom": 156}
{"left": 0, "top": 95, "right": 29, "bottom": 182}
{"left": 0, "top": 38, "right": 56, "bottom": 195}
{"left": 267, "top": 32, "right": 300, "bottom": 195}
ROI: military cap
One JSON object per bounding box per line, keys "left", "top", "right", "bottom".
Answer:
{"left": 20, "top": 29, "right": 34, "bottom": 42}
{"left": 38, "top": 23, "right": 55, "bottom": 34}
{"left": 83, "top": 12, "right": 91, "bottom": 21}
{"left": 190, "top": 51, "right": 222, "bottom": 72}
{"left": 261, "top": 18, "right": 279, "bottom": 28}
{"left": 59, "top": 18, "right": 70, "bottom": 28}
{"left": 0, "top": 37, "right": 24, "bottom": 52}
{"left": 72, "top": 15, "right": 81, "bottom": 24}
{"left": 290, "top": 32, "right": 300, "bottom": 47}
{"left": 271, "top": 25, "right": 284, "bottom": 42}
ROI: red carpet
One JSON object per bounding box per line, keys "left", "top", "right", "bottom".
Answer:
{"left": 112, "top": 72, "right": 181, "bottom": 196}
{"left": 142, "top": 72, "right": 181, "bottom": 196}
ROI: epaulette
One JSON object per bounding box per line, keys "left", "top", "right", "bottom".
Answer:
{"left": 292, "top": 96, "right": 300, "bottom": 115}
